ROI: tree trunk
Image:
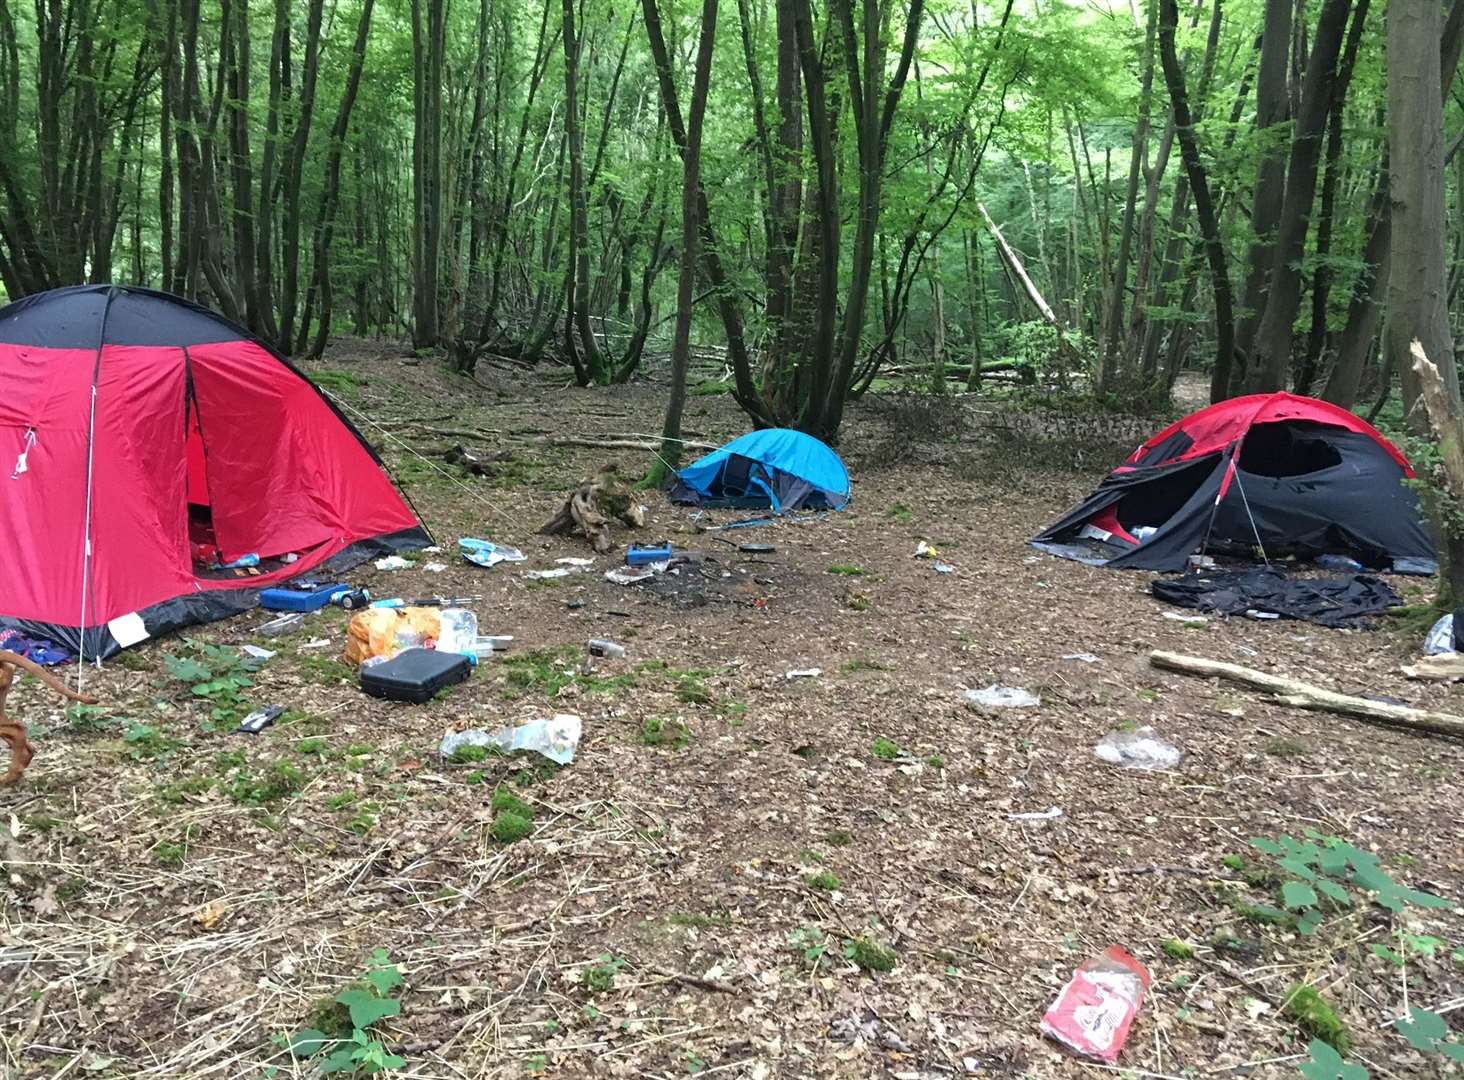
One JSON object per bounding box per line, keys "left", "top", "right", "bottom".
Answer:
{"left": 1389, "top": 0, "right": 1459, "bottom": 421}
{"left": 1232, "top": 0, "right": 1294, "bottom": 387}
{"left": 1098, "top": 0, "right": 1158, "bottom": 393}
{"left": 1246, "top": 0, "right": 1353, "bottom": 392}
{"left": 1296, "top": 0, "right": 1369, "bottom": 395}
{"left": 1159, "top": 0, "right": 1235, "bottom": 402}
{"left": 563, "top": 0, "right": 604, "bottom": 382}
{"left": 657, "top": 0, "right": 720, "bottom": 480}
{"left": 412, "top": 0, "right": 445, "bottom": 349}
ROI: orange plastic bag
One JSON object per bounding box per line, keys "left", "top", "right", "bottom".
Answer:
{"left": 344, "top": 607, "right": 442, "bottom": 666}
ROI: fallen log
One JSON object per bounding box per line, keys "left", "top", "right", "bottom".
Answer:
{"left": 1149, "top": 650, "right": 1464, "bottom": 739}
{"left": 1403, "top": 653, "right": 1464, "bottom": 681}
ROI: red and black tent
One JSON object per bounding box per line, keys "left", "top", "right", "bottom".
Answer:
{"left": 0, "top": 285, "right": 430, "bottom": 660}
{"left": 1031, "top": 392, "right": 1435, "bottom": 574}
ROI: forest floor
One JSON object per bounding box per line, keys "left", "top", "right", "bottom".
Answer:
{"left": 2, "top": 342, "right": 1462, "bottom": 1080}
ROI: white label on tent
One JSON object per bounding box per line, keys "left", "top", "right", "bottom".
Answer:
{"left": 1079, "top": 524, "right": 1113, "bottom": 542}
{"left": 107, "top": 612, "right": 150, "bottom": 648}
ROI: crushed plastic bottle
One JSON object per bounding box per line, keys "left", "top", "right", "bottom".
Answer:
{"left": 964, "top": 685, "right": 1041, "bottom": 709}
{"left": 1315, "top": 553, "right": 1364, "bottom": 572}
{"left": 1094, "top": 726, "right": 1182, "bottom": 770}
{"left": 437, "top": 608, "right": 479, "bottom": 657}
{"left": 459, "top": 538, "right": 527, "bottom": 569}
{"left": 588, "top": 639, "right": 627, "bottom": 659}
{"left": 440, "top": 713, "right": 582, "bottom": 765}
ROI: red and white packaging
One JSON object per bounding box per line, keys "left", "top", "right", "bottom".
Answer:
{"left": 1040, "top": 946, "right": 1151, "bottom": 1062}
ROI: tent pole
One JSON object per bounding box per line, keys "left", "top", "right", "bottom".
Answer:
{"left": 1195, "top": 448, "right": 1235, "bottom": 569}
{"left": 77, "top": 288, "right": 116, "bottom": 692}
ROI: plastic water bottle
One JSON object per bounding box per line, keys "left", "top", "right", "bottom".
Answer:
{"left": 437, "top": 608, "right": 479, "bottom": 657}
{"left": 1316, "top": 553, "right": 1364, "bottom": 572}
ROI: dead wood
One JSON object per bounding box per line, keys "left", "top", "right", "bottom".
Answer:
{"left": 1403, "top": 653, "right": 1464, "bottom": 680}
{"left": 1150, "top": 650, "right": 1464, "bottom": 738}
{"left": 538, "top": 464, "right": 646, "bottom": 553}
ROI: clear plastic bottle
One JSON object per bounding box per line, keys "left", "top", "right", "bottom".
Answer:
{"left": 437, "top": 607, "right": 479, "bottom": 656}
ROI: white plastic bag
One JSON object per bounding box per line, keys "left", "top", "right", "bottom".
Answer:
{"left": 1094, "top": 726, "right": 1182, "bottom": 771}
{"left": 1424, "top": 613, "right": 1455, "bottom": 656}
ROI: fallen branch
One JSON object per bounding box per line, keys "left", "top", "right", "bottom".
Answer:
{"left": 1150, "top": 650, "right": 1464, "bottom": 739}
{"left": 1403, "top": 653, "right": 1464, "bottom": 681}
{"left": 651, "top": 967, "right": 739, "bottom": 994}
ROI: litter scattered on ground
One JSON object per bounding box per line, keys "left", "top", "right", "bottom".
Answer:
{"left": 1007, "top": 806, "right": 1064, "bottom": 821}
{"left": 237, "top": 705, "right": 284, "bottom": 734}
{"left": 0, "top": 628, "right": 69, "bottom": 664}
{"left": 627, "top": 542, "right": 674, "bottom": 565}
{"left": 738, "top": 543, "right": 775, "bottom": 555}
{"left": 299, "top": 638, "right": 333, "bottom": 650}
{"left": 527, "top": 567, "right": 575, "bottom": 580}
{"left": 239, "top": 644, "right": 276, "bottom": 660}
{"left": 1244, "top": 609, "right": 1281, "bottom": 620}
{"left": 557, "top": 557, "right": 595, "bottom": 568}
{"left": 914, "top": 540, "right": 938, "bottom": 559}
{"left": 785, "top": 668, "right": 822, "bottom": 679}
{"left": 1061, "top": 652, "right": 1101, "bottom": 664}
{"left": 422, "top": 545, "right": 442, "bottom": 554}
{"left": 1094, "top": 726, "right": 1182, "bottom": 770}
{"left": 422, "top": 562, "right": 448, "bottom": 573}
{"left": 440, "top": 713, "right": 582, "bottom": 765}
{"left": 375, "top": 555, "right": 413, "bottom": 571}
{"left": 345, "top": 607, "right": 442, "bottom": 665}
{"left": 933, "top": 561, "right": 955, "bottom": 574}
{"left": 1041, "top": 946, "right": 1150, "bottom": 1063}
{"left": 255, "top": 612, "right": 306, "bottom": 636}
{"left": 1315, "top": 553, "right": 1364, "bottom": 571}
{"left": 605, "top": 564, "right": 661, "bottom": 586}
{"left": 964, "top": 685, "right": 1041, "bottom": 709}
{"left": 1162, "top": 611, "right": 1208, "bottom": 624}
{"left": 1424, "top": 612, "right": 1456, "bottom": 656}
{"left": 588, "top": 639, "right": 626, "bottom": 659}
{"left": 460, "top": 538, "right": 526, "bottom": 568}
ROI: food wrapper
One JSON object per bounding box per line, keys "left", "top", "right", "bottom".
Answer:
{"left": 1040, "top": 946, "right": 1150, "bottom": 1062}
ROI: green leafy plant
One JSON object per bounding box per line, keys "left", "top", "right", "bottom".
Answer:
{"left": 581, "top": 954, "right": 625, "bottom": 993}
{"left": 845, "top": 935, "right": 897, "bottom": 974}
{"left": 1282, "top": 984, "right": 1351, "bottom": 1054}
{"left": 640, "top": 716, "right": 690, "bottom": 748}
{"left": 787, "top": 926, "right": 829, "bottom": 971}
{"left": 285, "top": 949, "right": 405, "bottom": 1076}
{"left": 804, "top": 870, "right": 840, "bottom": 891}
{"left": 1299, "top": 1039, "right": 1368, "bottom": 1080}
{"left": 826, "top": 563, "right": 867, "bottom": 576}
{"left": 871, "top": 737, "right": 901, "bottom": 760}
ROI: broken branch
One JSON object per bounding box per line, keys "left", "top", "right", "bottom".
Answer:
{"left": 1149, "top": 650, "right": 1464, "bottom": 739}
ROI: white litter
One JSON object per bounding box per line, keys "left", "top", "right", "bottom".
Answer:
{"left": 914, "top": 540, "right": 938, "bottom": 559}
{"left": 240, "top": 645, "right": 276, "bottom": 660}
{"left": 964, "top": 685, "right": 1041, "bottom": 709}
{"left": 604, "top": 563, "right": 667, "bottom": 585}
{"left": 375, "top": 555, "right": 413, "bottom": 571}
{"left": 556, "top": 557, "right": 595, "bottom": 568}
{"left": 1061, "top": 652, "right": 1101, "bottom": 664}
{"left": 785, "top": 668, "right": 822, "bottom": 679}
{"left": 422, "top": 545, "right": 443, "bottom": 554}
{"left": 440, "top": 713, "right": 582, "bottom": 765}
{"left": 422, "top": 562, "right": 448, "bottom": 573}
{"left": 1007, "top": 806, "right": 1064, "bottom": 821}
{"left": 1094, "top": 726, "right": 1182, "bottom": 771}
{"left": 299, "top": 638, "right": 333, "bottom": 650}
{"left": 527, "top": 567, "right": 574, "bottom": 580}
{"left": 933, "top": 561, "right": 955, "bottom": 574}
{"left": 1162, "top": 611, "right": 1208, "bottom": 624}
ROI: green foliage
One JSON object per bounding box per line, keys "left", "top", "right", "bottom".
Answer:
{"left": 286, "top": 950, "right": 405, "bottom": 1076}
{"left": 1161, "top": 937, "right": 1194, "bottom": 959}
{"left": 787, "top": 926, "right": 829, "bottom": 969}
{"left": 581, "top": 955, "right": 626, "bottom": 993}
{"left": 492, "top": 811, "right": 533, "bottom": 844}
{"left": 226, "top": 761, "right": 306, "bottom": 805}
{"left": 1282, "top": 985, "right": 1351, "bottom": 1055}
{"left": 871, "top": 737, "right": 902, "bottom": 760}
{"left": 1394, "top": 1006, "right": 1464, "bottom": 1062}
{"left": 640, "top": 716, "right": 689, "bottom": 748}
{"left": 845, "top": 935, "right": 898, "bottom": 974}
{"left": 804, "top": 870, "right": 841, "bottom": 891}
{"left": 1299, "top": 1039, "right": 1369, "bottom": 1080}
{"left": 490, "top": 789, "right": 533, "bottom": 819}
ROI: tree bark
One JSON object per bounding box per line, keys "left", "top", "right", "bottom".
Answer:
{"left": 1099, "top": 0, "right": 1158, "bottom": 393}
{"left": 563, "top": 0, "right": 604, "bottom": 382}
{"left": 1159, "top": 0, "right": 1236, "bottom": 402}
{"left": 657, "top": 0, "right": 720, "bottom": 479}
{"left": 412, "top": 0, "right": 445, "bottom": 348}
{"left": 1246, "top": 0, "right": 1352, "bottom": 392}
{"left": 1232, "top": 0, "right": 1294, "bottom": 387}
{"left": 1389, "top": 0, "right": 1459, "bottom": 419}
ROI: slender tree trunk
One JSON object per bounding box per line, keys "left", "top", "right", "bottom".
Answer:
{"left": 1159, "top": 0, "right": 1235, "bottom": 401}
{"left": 563, "top": 0, "right": 603, "bottom": 382}
{"left": 658, "top": 0, "right": 720, "bottom": 478}
{"left": 1246, "top": 0, "right": 1353, "bottom": 392}
{"left": 1098, "top": 0, "right": 1158, "bottom": 392}
{"left": 1232, "top": 0, "right": 1294, "bottom": 386}
{"left": 1296, "top": 0, "right": 1369, "bottom": 395}
{"left": 276, "top": 0, "right": 325, "bottom": 354}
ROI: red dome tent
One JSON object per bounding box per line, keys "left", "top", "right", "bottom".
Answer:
{"left": 0, "top": 286, "right": 430, "bottom": 660}
{"left": 1031, "top": 392, "right": 1436, "bottom": 574}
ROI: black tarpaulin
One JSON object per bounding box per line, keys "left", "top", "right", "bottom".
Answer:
{"left": 1151, "top": 568, "right": 1402, "bottom": 627}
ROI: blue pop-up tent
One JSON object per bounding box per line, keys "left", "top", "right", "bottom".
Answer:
{"left": 670, "top": 428, "right": 850, "bottom": 511}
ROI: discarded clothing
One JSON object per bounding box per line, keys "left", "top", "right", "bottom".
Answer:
{"left": 0, "top": 627, "right": 71, "bottom": 665}
{"left": 1151, "top": 568, "right": 1401, "bottom": 628}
